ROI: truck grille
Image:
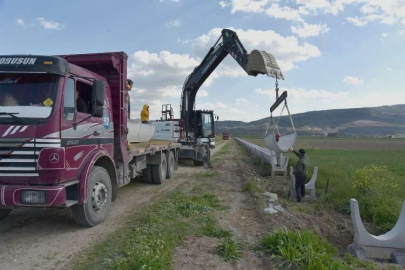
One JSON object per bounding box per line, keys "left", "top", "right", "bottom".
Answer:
{"left": 0, "top": 138, "right": 61, "bottom": 177}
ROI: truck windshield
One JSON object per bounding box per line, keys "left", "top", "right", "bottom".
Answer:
{"left": 0, "top": 74, "right": 59, "bottom": 122}
{"left": 202, "top": 113, "right": 213, "bottom": 137}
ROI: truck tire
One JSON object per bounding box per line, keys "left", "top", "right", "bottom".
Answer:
{"left": 142, "top": 165, "right": 154, "bottom": 184}
{"left": 71, "top": 166, "right": 112, "bottom": 227}
{"left": 166, "top": 151, "right": 175, "bottom": 179}
{"left": 152, "top": 153, "right": 167, "bottom": 185}
{"left": 0, "top": 209, "right": 12, "bottom": 220}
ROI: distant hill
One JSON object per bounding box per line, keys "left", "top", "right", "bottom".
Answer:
{"left": 216, "top": 104, "right": 405, "bottom": 138}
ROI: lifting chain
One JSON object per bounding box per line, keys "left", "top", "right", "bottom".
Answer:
{"left": 275, "top": 75, "right": 279, "bottom": 100}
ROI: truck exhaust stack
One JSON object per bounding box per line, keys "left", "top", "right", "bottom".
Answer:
{"left": 246, "top": 50, "right": 284, "bottom": 80}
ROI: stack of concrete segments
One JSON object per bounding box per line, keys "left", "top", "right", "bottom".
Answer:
{"left": 235, "top": 137, "right": 288, "bottom": 177}
{"left": 347, "top": 199, "right": 405, "bottom": 265}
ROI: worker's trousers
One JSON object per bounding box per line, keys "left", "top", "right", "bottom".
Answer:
{"left": 295, "top": 176, "right": 306, "bottom": 202}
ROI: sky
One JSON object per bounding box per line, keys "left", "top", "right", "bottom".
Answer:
{"left": 1, "top": 0, "right": 405, "bottom": 122}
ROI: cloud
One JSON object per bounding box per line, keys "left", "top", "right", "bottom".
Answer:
{"left": 197, "top": 90, "right": 209, "bottom": 97}
{"left": 291, "top": 22, "right": 329, "bottom": 38}
{"left": 159, "top": 0, "right": 180, "bottom": 2}
{"left": 195, "top": 100, "right": 266, "bottom": 121}
{"left": 254, "top": 86, "right": 405, "bottom": 117}
{"left": 346, "top": 16, "right": 368, "bottom": 27}
{"left": 165, "top": 19, "right": 181, "bottom": 28}
{"left": 36, "top": 17, "right": 65, "bottom": 30}
{"left": 255, "top": 87, "right": 349, "bottom": 104}
{"left": 177, "top": 38, "right": 192, "bottom": 44}
{"left": 193, "top": 28, "right": 321, "bottom": 72}
{"left": 219, "top": 1, "right": 229, "bottom": 8}
{"left": 265, "top": 4, "right": 305, "bottom": 22}
{"left": 343, "top": 76, "right": 364, "bottom": 85}
{"left": 228, "top": 0, "right": 269, "bottom": 14}
{"left": 128, "top": 50, "right": 200, "bottom": 91}
{"left": 16, "top": 18, "right": 26, "bottom": 27}
{"left": 221, "top": 0, "right": 405, "bottom": 30}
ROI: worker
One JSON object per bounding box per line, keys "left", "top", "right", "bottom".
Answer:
{"left": 0, "top": 91, "right": 18, "bottom": 106}
{"left": 76, "top": 86, "right": 87, "bottom": 113}
{"left": 125, "top": 79, "right": 133, "bottom": 91}
{"left": 275, "top": 134, "right": 281, "bottom": 166}
{"left": 125, "top": 79, "right": 133, "bottom": 119}
{"left": 141, "top": 104, "right": 149, "bottom": 123}
{"left": 289, "top": 147, "right": 307, "bottom": 202}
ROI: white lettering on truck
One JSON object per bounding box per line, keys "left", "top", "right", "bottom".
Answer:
{"left": 0, "top": 78, "right": 22, "bottom": 84}
{"left": 0, "top": 58, "right": 37, "bottom": 65}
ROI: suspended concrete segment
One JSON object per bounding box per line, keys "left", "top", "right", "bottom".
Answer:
{"left": 235, "top": 137, "right": 288, "bottom": 177}
{"left": 347, "top": 199, "right": 405, "bottom": 264}
{"left": 290, "top": 166, "right": 318, "bottom": 201}
{"left": 265, "top": 133, "right": 297, "bottom": 153}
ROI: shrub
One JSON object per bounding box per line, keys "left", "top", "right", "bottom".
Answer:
{"left": 262, "top": 228, "right": 356, "bottom": 270}
{"left": 351, "top": 165, "right": 402, "bottom": 232}
{"left": 218, "top": 238, "right": 243, "bottom": 261}
{"left": 352, "top": 165, "right": 399, "bottom": 195}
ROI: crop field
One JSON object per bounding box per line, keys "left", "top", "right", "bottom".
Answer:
{"left": 242, "top": 136, "right": 405, "bottom": 233}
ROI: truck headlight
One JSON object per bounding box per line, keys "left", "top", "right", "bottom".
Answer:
{"left": 21, "top": 190, "right": 46, "bottom": 204}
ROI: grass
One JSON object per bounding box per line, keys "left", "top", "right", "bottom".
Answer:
{"left": 243, "top": 136, "right": 405, "bottom": 233}
{"left": 243, "top": 181, "right": 264, "bottom": 193}
{"left": 74, "top": 191, "right": 224, "bottom": 270}
{"left": 211, "top": 141, "right": 231, "bottom": 163}
{"left": 194, "top": 171, "right": 221, "bottom": 179}
{"left": 218, "top": 237, "right": 243, "bottom": 262}
{"left": 262, "top": 228, "right": 376, "bottom": 270}
{"left": 201, "top": 223, "right": 233, "bottom": 238}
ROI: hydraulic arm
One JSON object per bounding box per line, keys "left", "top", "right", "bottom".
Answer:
{"left": 180, "top": 28, "right": 284, "bottom": 140}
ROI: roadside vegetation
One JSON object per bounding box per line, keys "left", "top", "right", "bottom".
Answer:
{"left": 244, "top": 136, "right": 405, "bottom": 233}
{"left": 75, "top": 188, "right": 227, "bottom": 270}
{"left": 75, "top": 169, "right": 246, "bottom": 269}
{"left": 211, "top": 141, "right": 231, "bottom": 163}
{"left": 218, "top": 237, "right": 243, "bottom": 261}
{"left": 261, "top": 228, "right": 375, "bottom": 270}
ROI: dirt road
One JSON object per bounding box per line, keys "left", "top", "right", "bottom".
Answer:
{"left": 0, "top": 142, "right": 227, "bottom": 270}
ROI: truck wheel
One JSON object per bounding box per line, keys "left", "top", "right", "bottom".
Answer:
{"left": 142, "top": 165, "right": 154, "bottom": 184}
{"left": 0, "top": 209, "right": 12, "bottom": 220}
{"left": 152, "top": 153, "right": 167, "bottom": 185}
{"left": 71, "top": 166, "right": 112, "bottom": 227}
{"left": 193, "top": 160, "right": 205, "bottom": 166}
{"left": 166, "top": 151, "right": 175, "bottom": 179}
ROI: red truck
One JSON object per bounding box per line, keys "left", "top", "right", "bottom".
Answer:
{"left": 0, "top": 52, "right": 180, "bottom": 226}
{"left": 222, "top": 131, "right": 230, "bottom": 140}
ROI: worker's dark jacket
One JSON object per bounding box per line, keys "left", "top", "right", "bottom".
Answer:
{"left": 77, "top": 98, "right": 87, "bottom": 113}
{"left": 293, "top": 150, "right": 307, "bottom": 177}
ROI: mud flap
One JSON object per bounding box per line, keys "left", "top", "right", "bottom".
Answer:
{"left": 245, "top": 50, "right": 284, "bottom": 79}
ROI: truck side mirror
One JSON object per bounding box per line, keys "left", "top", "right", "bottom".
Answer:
{"left": 91, "top": 80, "right": 105, "bottom": 117}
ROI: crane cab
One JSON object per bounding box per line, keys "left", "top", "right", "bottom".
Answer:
{"left": 195, "top": 110, "right": 215, "bottom": 149}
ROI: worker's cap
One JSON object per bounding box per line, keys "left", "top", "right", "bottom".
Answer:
{"left": 298, "top": 149, "right": 306, "bottom": 156}
{"left": 126, "top": 79, "right": 133, "bottom": 86}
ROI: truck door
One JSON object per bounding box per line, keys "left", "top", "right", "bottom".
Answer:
{"left": 61, "top": 77, "right": 105, "bottom": 182}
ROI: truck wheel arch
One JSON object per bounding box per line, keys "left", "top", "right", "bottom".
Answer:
{"left": 78, "top": 150, "right": 117, "bottom": 203}
{"left": 94, "top": 156, "right": 118, "bottom": 202}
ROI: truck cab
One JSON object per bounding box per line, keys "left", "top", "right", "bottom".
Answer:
{"left": 0, "top": 53, "right": 128, "bottom": 225}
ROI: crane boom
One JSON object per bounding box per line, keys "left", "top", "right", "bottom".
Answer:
{"left": 180, "top": 29, "right": 284, "bottom": 139}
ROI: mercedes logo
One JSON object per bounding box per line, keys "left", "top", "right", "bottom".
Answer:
{"left": 49, "top": 153, "right": 60, "bottom": 164}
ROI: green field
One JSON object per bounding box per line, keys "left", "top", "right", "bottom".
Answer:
{"left": 242, "top": 136, "right": 405, "bottom": 232}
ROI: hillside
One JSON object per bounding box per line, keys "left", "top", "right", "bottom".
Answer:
{"left": 216, "top": 104, "right": 405, "bottom": 137}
